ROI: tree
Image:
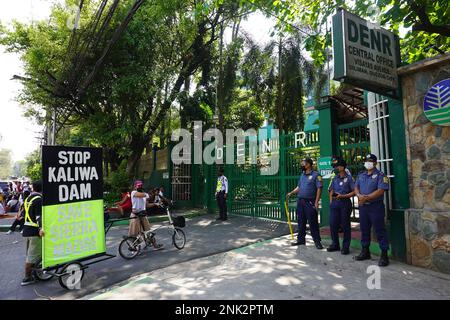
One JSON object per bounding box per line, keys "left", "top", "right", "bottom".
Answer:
{"left": 1, "top": 0, "right": 244, "bottom": 177}
{"left": 24, "top": 149, "right": 42, "bottom": 182}
{"left": 0, "top": 149, "right": 13, "bottom": 179}
{"left": 241, "top": 29, "right": 319, "bottom": 133}
{"left": 13, "top": 160, "right": 27, "bottom": 178}
{"left": 246, "top": 0, "right": 450, "bottom": 65}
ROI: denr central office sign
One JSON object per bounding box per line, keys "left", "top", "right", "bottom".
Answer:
{"left": 332, "top": 8, "right": 400, "bottom": 96}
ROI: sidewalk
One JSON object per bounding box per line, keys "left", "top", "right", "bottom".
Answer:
{"left": 83, "top": 234, "right": 450, "bottom": 300}
{"left": 0, "top": 214, "right": 290, "bottom": 300}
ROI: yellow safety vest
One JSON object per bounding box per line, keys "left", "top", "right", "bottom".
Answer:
{"left": 216, "top": 177, "right": 223, "bottom": 193}
{"left": 24, "top": 195, "right": 41, "bottom": 228}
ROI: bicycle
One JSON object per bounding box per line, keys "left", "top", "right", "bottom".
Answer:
{"left": 118, "top": 202, "right": 186, "bottom": 260}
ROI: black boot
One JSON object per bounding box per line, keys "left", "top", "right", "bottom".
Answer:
{"left": 327, "top": 245, "right": 340, "bottom": 252}
{"left": 354, "top": 246, "right": 371, "bottom": 261}
{"left": 291, "top": 240, "right": 306, "bottom": 246}
{"left": 378, "top": 250, "right": 389, "bottom": 267}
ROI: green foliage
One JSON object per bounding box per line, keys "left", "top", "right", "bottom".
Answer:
{"left": 2, "top": 0, "right": 242, "bottom": 177}
{"left": 226, "top": 90, "right": 265, "bottom": 130}
{"left": 246, "top": 0, "right": 450, "bottom": 65}
{"left": 24, "top": 149, "right": 42, "bottom": 182}
{"left": 105, "top": 161, "right": 131, "bottom": 198}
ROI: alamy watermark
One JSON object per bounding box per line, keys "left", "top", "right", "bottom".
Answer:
{"left": 366, "top": 265, "right": 381, "bottom": 290}
{"left": 171, "top": 121, "right": 312, "bottom": 176}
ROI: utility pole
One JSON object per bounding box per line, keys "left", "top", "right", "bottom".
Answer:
{"left": 51, "top": 106, "right": 57, "bottom": 145}
{"left": 326, "top": 18, "right": 331, "bottom": 96}
{"left": 277, "top": 35, "right": 283, "bottom": 134}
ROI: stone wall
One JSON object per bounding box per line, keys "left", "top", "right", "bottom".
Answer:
{"left": 398, "top": 53, "right": 450, "bottom": 274}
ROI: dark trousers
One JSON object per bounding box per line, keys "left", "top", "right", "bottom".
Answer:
{"left": 9, "top": 219, "right": 24, "bottom": 232}
{"left": 359, "top": 201, "right": 389, "bottom": 251}
{"left": 330, "top": 199, "right": 352, "bottom": 250}
{"left": 216, "top": 191, "right": 228, "bottom": 220}
{"left": 296, "top": 198, "right": 321, "bottom": 243}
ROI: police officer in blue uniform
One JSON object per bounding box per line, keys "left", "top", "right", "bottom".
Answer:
{"left": 287, "top": 158, "right": 324, "bottom": 249}
{"left": 354, "top": 154, "right": 390, "bottom": 267}
{"left": 327, "top": 158, "right": 355, "bottom": 255}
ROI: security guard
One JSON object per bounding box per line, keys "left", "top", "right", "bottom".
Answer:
{"left": 354, "top": 154, "right": 390, "bottom": 267}
{"left": 287, "top": 158, "right": 324, "bottom": 249}
{"left": 215, "top": 168, "right": 228, "bottom": 221}
{"left": 21, "top": 180, "right": 44, "bottom": 286}
{"left": 327, "top": 158, "right": 355, "bottom": 255}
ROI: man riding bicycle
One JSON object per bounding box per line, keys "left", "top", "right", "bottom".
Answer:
{"left": 128, "top": 180, "right": 163, "bottom": 250}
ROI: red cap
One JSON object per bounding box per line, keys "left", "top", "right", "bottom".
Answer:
{"left": 134, "top": 180, "right": 143, "bottom": 188}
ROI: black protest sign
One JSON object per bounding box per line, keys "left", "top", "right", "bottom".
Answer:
{"left": 42, "top": 146, "right": 103, "bottom": 206}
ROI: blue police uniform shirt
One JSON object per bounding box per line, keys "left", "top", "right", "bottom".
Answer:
{"left": 297, "top": 170, "right": 323, "bottom": 199}
{"left": 328, "top": 172, "right": 355, "bottom": 195}
{"left": 355, "top": 168, "right": 389, "bottom": 203}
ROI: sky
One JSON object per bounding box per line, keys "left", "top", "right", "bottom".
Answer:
{"left": 0, "top": 1, "right": 275, "bottom": 162}
{"left": 0, "top": 0, "right": 55, "bottom": 162}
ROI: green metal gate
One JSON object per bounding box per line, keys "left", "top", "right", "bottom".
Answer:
{"left": 223, "top": 131, "right": 320, "bottom": 222}
{"left": 336, "top": 119, "right": 371, "bottom": 222}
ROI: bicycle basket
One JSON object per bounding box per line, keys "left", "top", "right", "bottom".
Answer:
{"left": 173, "top": 216, "right": 186, "bottom": 228}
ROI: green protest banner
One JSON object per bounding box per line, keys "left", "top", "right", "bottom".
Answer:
{"left": 41, "top": 146, "right": 105, "bottom": 269}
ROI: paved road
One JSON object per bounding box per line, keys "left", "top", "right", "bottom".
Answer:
{"left": 83, "top": 234, "right": 450, "bottom": 300}
{"left": 0, "top": 214, "right": 290, "bottom": 300}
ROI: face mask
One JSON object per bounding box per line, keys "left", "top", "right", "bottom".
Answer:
{"left": 364, "top": 162, "right": 374, "bottom": 170}
{"left": 301, "top": 166, "right": 306, "bottom": 172}
{"left": 334, "top": 169, "right": 340, "bottom": 175}
{"left": 137, "top": 188, "right": 143, "bottom": 192}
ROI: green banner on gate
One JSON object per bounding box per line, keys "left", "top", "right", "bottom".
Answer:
{"left": 42, "top": 199, "right": 105, "bottom": 268}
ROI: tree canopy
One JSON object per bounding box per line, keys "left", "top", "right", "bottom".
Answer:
{"left": 1, "top": 0, "right": 448, "bottom": 180}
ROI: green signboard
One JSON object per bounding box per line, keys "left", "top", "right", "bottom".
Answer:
{"left": 332, "top": 8, "right": 401, "bottom": 98}
{"left": 318, "top": 156, "right": 333, "bottom": 179}
{"left": 41, "top": 146, "right": 105, "bottom": 269}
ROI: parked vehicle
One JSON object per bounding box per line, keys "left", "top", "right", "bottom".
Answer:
{"left": 0, "top": 181, "right": 10, "bottom": 193}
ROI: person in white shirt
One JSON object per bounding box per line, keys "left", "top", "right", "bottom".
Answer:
{"left": 6, "top": 195, "right": 20, "bottom": 213}
{"left": 128, "top": 181, "right": 163, "bottom": 249}
{"left": 215, "top": 168, "right": 228, "bottom": 221}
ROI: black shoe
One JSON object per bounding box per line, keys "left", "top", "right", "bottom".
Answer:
{"left": 341, "top": 248, "right": 350, "bottom": 255}
{"left": 355, "top": 246, "right": 371, "bottom": 261}
{"left": 315, "top": 242, "right": 324, "bottom": 250}
{"left": 327, "top": 245, "right": 340, "bottom": 252}
{"left": 378, "top": 250, "right": 390, "bottom": 267}
{"left": 291, "top": 241, "right": 306, "bottom": 246}
{"left": 216, "top": 217, "right": 223, "bottom": 221}
{"left": 21, "top": 276, "right": 36, "bottom": 286}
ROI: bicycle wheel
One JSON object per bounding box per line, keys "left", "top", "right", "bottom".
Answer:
{"left": 119, "top": 236, "right": 141, "bottom": 260}
{"left": 172, "top": 228, "right": 186, "bottom": 250}
{"left": 34, "top": 261, "right": 54, "bottom": 282}
{"left": 58, "top": 262, "right": 84, "bottom": 290}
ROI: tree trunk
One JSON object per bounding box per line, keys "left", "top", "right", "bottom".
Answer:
{"left": 109, "top": 149, "right": 120, "bottom": 172}
{"left": 126, "top": 135, "right": 150, "bottom": 178}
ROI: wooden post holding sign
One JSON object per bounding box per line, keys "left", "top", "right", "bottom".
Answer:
{"left": 41, "top": 146, "right": 105, "bottom": 269}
